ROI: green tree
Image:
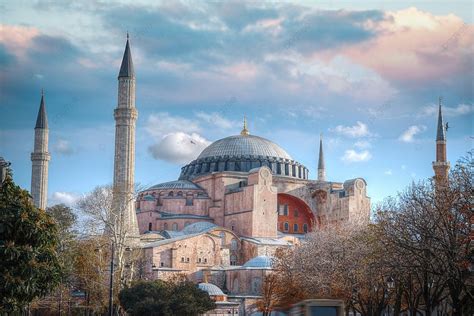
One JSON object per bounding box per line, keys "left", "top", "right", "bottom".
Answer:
{"left": 119, "top": 280, "right": 216, "bottom": 316}
{"left": 0, "top": 169, "right": 63, "bottom": 312}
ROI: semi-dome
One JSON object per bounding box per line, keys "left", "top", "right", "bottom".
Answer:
{"left": 242, "top": 255, "right": 274, "bottom": 269}
{"left": 179, "top": 126, "right": 308, "bottom": 180}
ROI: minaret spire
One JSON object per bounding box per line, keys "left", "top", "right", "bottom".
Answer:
{"left": 112, "top": 35, "right": 140, "bottom": 240}
{"left": 432, "top": 96, "right": 449, "bottom": 186}
{"left": 31, "top": 90, "right": 50, "bottom": 209}
{"left": 241, "top": 116, "right": 249, "bottom": 136}
{"left": 317, "top": 134, "right": 326, "bottom": 181}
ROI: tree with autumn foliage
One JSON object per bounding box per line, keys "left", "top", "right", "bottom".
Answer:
{"left": 271, "top": 152, "right": 473, "bottom": 316}
{"left": 0, "top": 168, "right": 63, "bottom": 312}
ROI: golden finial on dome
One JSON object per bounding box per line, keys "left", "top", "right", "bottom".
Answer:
{"left": 241, "top": 116, "right": 249, "bottom": 136}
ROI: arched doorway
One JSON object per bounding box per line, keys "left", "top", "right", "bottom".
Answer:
{"left": 277, "top": 193, "right": 315, "bottom": 234}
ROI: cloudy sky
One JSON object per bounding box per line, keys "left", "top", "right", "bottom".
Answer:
{"left": 0, "top": 1, "right": 472, "bottom": 207}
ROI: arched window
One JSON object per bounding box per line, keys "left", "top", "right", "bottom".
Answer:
{"left": 284, "top": 222, "right": 289, "bottom": 232}
{"left": 231, "top": 239, "right": 238, "bottom": 250}
{"left": 293, "top": 223, "right": 298, "bottom": 232}
{"left": 185, "top": 197, "right": 193, "bottom": 206}
{"left": 230, "top": 254, "right": 237, "bottom": 266}
{"left": 303, "top": 223, "right": 308, "bottom": 233}
{"left": 232, "top": 278, "right": 239, "bottom": 293}
{"left": 168, "top": 191, "right": 174, "bottom": 197}
{"left": 163, "top": 223, "right": 168, "bottom": 230}
{"left": 172, "top": 223, "right": 178, "bottom": 231}
{"left": 177, "top": 191, "right": 183, "bottom": 197}
{"left": 251, "top": 277, "right": 262, "bottom": 294}
{"left": 148, "top": 222, "right": 152, "bottom": 231}
{"left": 219, "top": 232, "right": 225, "bottom": 245}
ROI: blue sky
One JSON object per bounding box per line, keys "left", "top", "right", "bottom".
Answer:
{"left": 0, "top": 1, "right": 472, "bottom": 206}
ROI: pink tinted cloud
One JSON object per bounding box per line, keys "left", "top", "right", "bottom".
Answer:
{"left": 341, "top": 8, "right": 473, "bottom": 84}
{"left": 0, "top": 24, "right": 39, "bottom": 60}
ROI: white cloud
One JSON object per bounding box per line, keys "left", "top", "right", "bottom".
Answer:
{"left": 384, "top": 169, "right": 393, "bottom": 175}
{"left": 148, "top": 132, "right": 211, "bottom": 164}
{"left": 341, "top": 149, "right": 372, "bottom": 162}
{"left": 53, "top": 139, "right": 74, "bottom": 155}
{"left": 354, "top": 140, "right": 371, "bottom": 149}
{"left": 332, "top": 121, "right": 371, "bottom": 138}
{"left": 49, "top": 191, "right": 80, "bottom": 207}
{"left": 146, "top": 113, "right": 201, "bottom": 139}
{"left": 420, "top": 103, "right": 473, "bottom": 117}
{"left": 195, "top": 112, "right": 239, "bottom": 129}
{"left": 398, "top": 125, "right": 426, "bottom": 143}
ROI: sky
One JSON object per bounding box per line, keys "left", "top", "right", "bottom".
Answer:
{"left": 0, "top": 0, "right": 472, "bottom": 207}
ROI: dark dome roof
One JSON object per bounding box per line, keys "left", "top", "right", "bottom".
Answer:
{"left": 197, "top": 135, "right": 292, "bottom": 160}
{"left": 179, "top": 133, "right": 308, "bottom": 181}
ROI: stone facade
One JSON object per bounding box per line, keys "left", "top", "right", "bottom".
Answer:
{"left": 136, "top": 126, "right": 370, "bottom": 314}
{"left": 31, "top": 92, "right": 50, "bottom": 210}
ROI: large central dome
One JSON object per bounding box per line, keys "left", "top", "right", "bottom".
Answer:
{"left": 197, "top": 135, "right": 292, "bottom": 161}
{"left": 179, "top": 126, "right": 308, "bottom": 181}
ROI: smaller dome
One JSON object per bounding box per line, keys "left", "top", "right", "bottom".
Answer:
{"left": 143, "top": 194, "right": 155, "bottom": 201}
{"left": 198, "top": 283, "right": 225, "bottom": 296}
{"left": 243, "top": 255, "right": 274, "bottom": 268}
{"left": 148, "top": 180, "right": 204, "bottom": 190}
{"left": 182, "top": 221, "right": 217, "bottom": 234}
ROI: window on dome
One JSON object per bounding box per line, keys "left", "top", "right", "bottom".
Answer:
{"left": 219, "top": 232, "right": 225, "bottom": 245}
{"left": 303, "top": 224, "right": 308, "bottom": 233}
{"left": 168, "top": 191, "right": 174, "bottom": 197}
{"left": 172, "top": 223, "right": 178, "bottom": 231}
{"left": 284, "top": 222, "right": 289, "bottom": 231}
{"left": 177, "top": 191, "right": 183, "bottom": 197}
{"left": 148, "top": 223, "right": 152, "bottom": 231}
{"left": 293, "top": 223, "right": 298, "bottom": 232}
{"left": 185, "top": 197, "right": 193, "bottom": 206}
{"left": 231, "top": 239, "right": 238, "bottom": 250}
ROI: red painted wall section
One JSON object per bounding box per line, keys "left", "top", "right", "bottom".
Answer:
{"left": 277, "top": 194, "right": 314, "bottom": 234}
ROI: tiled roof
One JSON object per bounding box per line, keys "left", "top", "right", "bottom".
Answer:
{"left": 242, "top": 255, "right": 274, "bottom": 269}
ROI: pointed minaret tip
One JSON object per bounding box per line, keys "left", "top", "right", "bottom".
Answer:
{"left": 318, "top": 133, "right": 326, "bottom": 181}
{"left": 118, "top": 33, "right": 135, "bottom": 78}
{"left": 436, "top": 96, "right": 446, "bottom": 141}
{"left": 241, "top": 116, "right": 249, "bottom": 136}
{"left": 35, "top": 90, "right": 48, "bottom": 129}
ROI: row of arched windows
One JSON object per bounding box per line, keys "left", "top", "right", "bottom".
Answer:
{"left": 282, "top": 222, "right": 308, "bottom": 233}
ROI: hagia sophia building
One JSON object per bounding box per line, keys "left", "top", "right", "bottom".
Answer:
{"left": 23, "top": 36, "right": 449, "bottom": 314}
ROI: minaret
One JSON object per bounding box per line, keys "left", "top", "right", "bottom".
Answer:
{"left": 317, "top": 134, "right": 326, "bottom": 181}
{"left": 432, "top": 97, "right": 450, "bottom": 186}
{"left": 112, "top": 34, "right": 140, "bottom": 239}
{"left": 31, "top": 90, "right": 50, "bottom": 209}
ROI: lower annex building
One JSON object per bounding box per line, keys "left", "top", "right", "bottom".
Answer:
{"left": 136, "top": 122, "right": 371, "bottom": 315}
